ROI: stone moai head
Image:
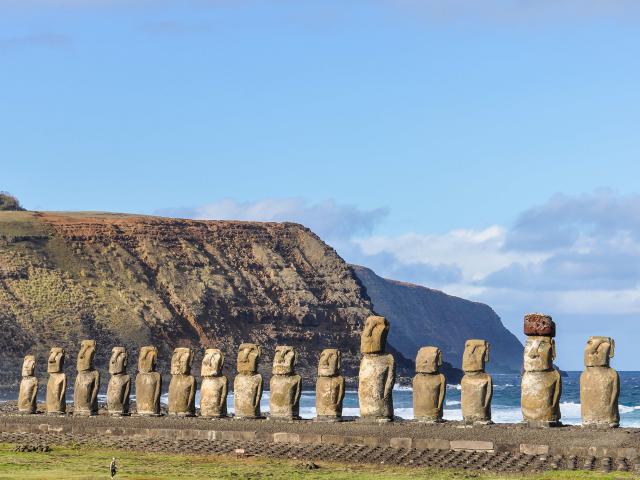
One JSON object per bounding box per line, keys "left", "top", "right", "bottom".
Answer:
{"left": 318, "top": 348, "right": 341, "bottom": 377}
{"left": 237, "top": 343, "right": 261, "bottom": 374}
{"left": 584, "top": 336, "right": 615, "bottom": 367}
{"left": 360, "top": 315, "right": 389, "bottom": 354}
{"left": 22, "top": 355, "right": 36, "bottom": 377}
{"left": 201, "top": 348, "right": 224, "bottom": 376}
{"left": 109, "top": 347, "right": 128, "bottom": 375}
{"left": 462, "top": 339, "right": 489, "bottom": 373}
{"left": 523, "top": 336, "right": 556, "bottom": 372}
{"left": 272, "top": 346, "right": 297, "bottom": 375}
{"left": 170, "top": 347, "right": 193, "bottom": 375}
{"left": 416, "top": 346, "right": 442, "bottom": 374}
{"left": 48, "top": 347, "right": 65, "bottom": 373}
{"left": 77, "top": 340, "right": 96, "bottom": 372}
{"left": 138, "top": 346, "right": 158, "bottom": 373}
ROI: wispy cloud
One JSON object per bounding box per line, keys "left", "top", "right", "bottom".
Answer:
{"left": 0, "top": 33, "right": 71, "bottom": 50}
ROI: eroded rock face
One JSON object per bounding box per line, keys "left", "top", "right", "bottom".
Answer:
{"left": 74, "top": 340, "right": 100, "bottom": 416}
{"left": 107, "top": 347, "right": 131, "bottom": 416}
{"left": 17, "top": 355, "right": 38, "bottom": 414}
{"left": 358, "top": 316, "right": 395, "bottom": 421}
{"left": 269, "top": 346, "right": 301, "bottom": 420}
{"left": 521, "top": 314, "right": 562, "bottom": 428}
{"left": 135, "top": 346, "right": 162, "bottom": 416}
{"left": 581, "top": 336, "right": 619, "bottom": 428}
{"left": 168, "top": 347, "right": 196, "bottom": 416}
{"left": 46, "top": 347, "right": 66, "bottom": 414}
{"left": 413, "top": 347, "right": 445, "bottom": 422}
{"left": 316, "top": 349, "right": 345, "bottom": 421}
{"left": 200, "top": 348, "right": 228, "bottom": 418}
{"left": 234, "top": 343, "right": 263, "bottom": 419}
{"left": 461, "top": 339, "right": 492, "bottom": 424}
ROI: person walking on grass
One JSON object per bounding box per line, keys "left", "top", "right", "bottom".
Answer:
{"left": 110, "top": 457, "right": 117, "bottom": 478}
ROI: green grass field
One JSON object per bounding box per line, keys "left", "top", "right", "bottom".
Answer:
{"left": 0, "top": 444, "right": 636, "bottom": 480}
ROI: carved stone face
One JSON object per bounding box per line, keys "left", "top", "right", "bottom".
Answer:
{"left": 48, "top": 347, "right": 65, "bottom": 373}
{"left": 318, "top": 349, "right": 341, "bottom": 377}
{"left": 416, "top": 346, "right": 442, "bottom": 374}
{"left": 272, "top": 346, "right": 296, "bottom": 375}
{"left": 360, "top": 315, "right": 389, "bottom": 354}
{"left": 201, "top": 348, "right": 224, "bottom": 376}
{"left": 22, "top": 355, "right": 36, "bottom": 377}
{"left": 524, "top": 336, "right": 555, "bottom": 372}
{"left": 462, "top": 339, "right": 489, "bottom": 373}
{"left": 171, "top": 347, "right": 193, "bottom": 375}
{"left": 109, "top": 347, "right": 128, "bottom": 374}
{"left": 138, "top": 346, "right": 158, "bottom": 373}
{"left": 584, "top": 336, "right": 614, "bottom": 367}
{"left": 76, "top": 340, "right": 96, "bottom": 372}
{"left": 237, "top": 343, "right": 260, "bottom": 374}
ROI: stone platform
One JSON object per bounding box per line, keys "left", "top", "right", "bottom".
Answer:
{"left": 2, "top": 412, "right": 640, "bottom": 473}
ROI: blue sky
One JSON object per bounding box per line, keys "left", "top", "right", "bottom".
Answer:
{"left": 2, "top": 0, "right": 640, "bottom": 369}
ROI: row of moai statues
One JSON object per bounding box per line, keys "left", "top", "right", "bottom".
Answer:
{"left": 16, "top": 314, "right": 620, "bottom": 427}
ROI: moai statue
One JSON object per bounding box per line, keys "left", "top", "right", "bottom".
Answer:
{"left": 200, "top": 348, "right": 228, "bottom": 418}
{"left": 107, "top": 347, "right": 131, "bottom": 416}
{"left": 315, "top": 349, "right": 345, "bottom": 421}
{"left": 46, "top": 347, "right": 66, "bottom": 414}
{"left": 135, "top": 346, "right": 162, "bottom": 416}
{"left": 168, "top": 347, "right": 197, "bottom": 416}
{"left": 413, "top": 346, "right": 446, "bottom": 422}
{"left": 269, "top": 346, "right": 302, "bottom": 420}
{"left": 521, "top": 313, "right": 562, "bottom": 427}
{"left": 233, "top": 343, "right": 263, "bottom": 419}
{"left": 17, "top": 355, "right": 38, "bottom": 414}
{"left": 461, "top": 339, "right": 492, "bottom": 424}
{"left": 581, "top": 336, "right": 619, "bottom": 428}
{"left": 358, "top": 315, "right": 395, "bottom": 422}
{"left": 74, "top": 339, "right": 100, "bottom": 416}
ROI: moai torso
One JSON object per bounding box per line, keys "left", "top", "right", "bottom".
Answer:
{"left": 358, "top": 316, "right": 395, "bottom": 421}
{"left": 107, "top": 347, "right": 131, "bottom": 415}
{"left": 413, "top": 347, "right": 446, "bottom": 422}
{"left": 580, "top": 336, "right": 619, "bottom": 427}
{"left": 315, "top": 349, "right": 345, "bottom": 420}
{"left": 74, "top": 340, "right": 100, "bottom": 416}
{"left": 521, "top": 314, "right": 562, "bottom": 427}
{"left": 168, "top": 348, "right": 196, "bottom": 416}
{"left": 460, "top": 339, "right": 492, "bottom": 424}
{"left": 17, "top": 355, "right": 38, "bottom": 414}
{"left": 269, "top": 346, "right": 301, "bottom": 419}
{"left": 46, "top": 347, "right": 67, "bottom": 414}
{"left": 200, "top": 348, "right": 228, "bottom": 418}
{"left": 135, "top": 346, "right": 162, "bottom": 416}
{"left": 233, "top": 343, "right": 263, "bottom": 419}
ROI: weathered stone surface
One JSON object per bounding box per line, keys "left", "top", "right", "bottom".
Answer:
{"left": 581, "top": 336, "right": 619, "bottom": 428}
{"left": 360, "top": 315, "right": 388, "bottom": 354}
{"left": 524, "top": 313, "right": 556, "bottom": 337}
{"left": 413, "top": 347, "right": 445, "bottom": 422}
{"left": 135, "top": 346, "right": 162, "bottom": 416}
{"left": 107, "top": 347, "right": 130, "bottom": 416}
{"left": 200, "top": 348, "right": 228, "bottom": 418}
{"left": 17, "top": 355, "right": 37, "bottom": 414}
{"left": 73, "top": 340, "right": 100, "bottom": 416}
{"left": 521, "top": 335, "right": 561, "bottom": 427}
{"left": 461, "top": 339, "right": 492, "bottom": 424}
{"left": 234, "top": 343, "right": 263, "bottom": 419}
{"left": 45, "top": 347, "right": 66, "bottom": 414}
{"left": 315, "top": 349, "right": 345, "bottom": 421}
{"left": 168, "top": 348, "right": 196, "bottom": 416}
{"left": 269, "top": 346, "right": 301, "bottom": 420}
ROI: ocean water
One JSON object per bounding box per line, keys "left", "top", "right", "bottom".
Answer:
{"left": 6, "top": 372, "right": 640, "bottom": 427}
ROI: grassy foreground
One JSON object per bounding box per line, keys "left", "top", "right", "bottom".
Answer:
{"left": 0, "top": 443, "right": 635, "bottom": 480}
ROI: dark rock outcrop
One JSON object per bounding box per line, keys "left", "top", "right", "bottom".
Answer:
{"left": 351, "top": 265, "right": 522, "bottom": 373}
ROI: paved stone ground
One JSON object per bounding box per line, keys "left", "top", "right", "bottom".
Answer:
{"left": 1, "top": 431, "right": 637, "bottom": 474}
